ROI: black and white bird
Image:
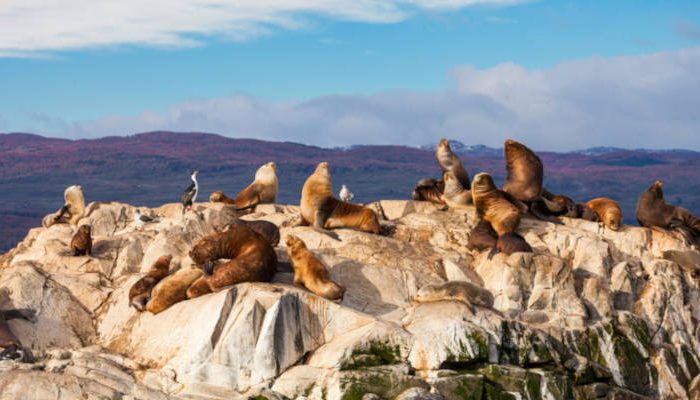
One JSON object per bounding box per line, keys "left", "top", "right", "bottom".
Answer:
{"left": 339, "top": 184, "right": 354, "bottom": 202}
{"left": 181, "top": 170, "right": 199, "bottom": 214}
{"left": 134, "top": 209, "right": 155, "bottom": 230}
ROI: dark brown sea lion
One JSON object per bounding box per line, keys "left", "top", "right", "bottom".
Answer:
{"left": 286, "top": 235, "right": 345, "bottom": 301}
{"left": 300, "top": 162, "right": 381, "bottom": 236}
{"left": 210, "top": 162, "right": 278, "bottom": 211}
{"left": 502, "top": 139, "right": 564, "bottom": 222}
{"left": 436, "top": 138, "right": 470, "bottom": 190}
{"left": 412, "top": 178, "right": 446, "bottom": 206}
{"left": 586, "top": 197, "right": 623, "bottom": 231}
{"left": 496, "top": 232, "right": 533, "bottom": 255}
{"left": 467, "top": 220, "right": 498, "bottom": 251}
{"left": 70, "top": 225, "right": 92, "bottom": 256}
{"left": 543, "top": 191, "right": 578, "bottom": 217}
{"left": 636, "top": 180, "right": 700, "bottom": 244}
{"left": 129, "top": 255, "right": 172, "bottom": 311}
{"left": 185, "top": 223, "right": 278, "bottom": 299}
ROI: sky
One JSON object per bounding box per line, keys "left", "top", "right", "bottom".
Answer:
{"left": 1, "top": 0, "right": 699, "bottom": 150}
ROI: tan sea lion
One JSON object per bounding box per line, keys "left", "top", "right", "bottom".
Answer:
{"left": 636, "top": 180, "right": 700, "bottom": 244}
{"left": 185, "top": 223, "right": 278, "bottom": 299}
{"left": 300, "top": 162, "right": 381, "bottom": 236}
{"left": 285, "top": 235, "right": 345, "bottom": 301}
{"left": 210, "top": 162, "right": 278, "bottom": 211}
{"left": 441, "top": 170, "right": 473, "bottom": 210}
{"left": 70, "top": 225, "right": 92, "bottom": 256}
{"left": 412, "top": 178, "right": 446, "bottom": 205}
{"left": 502, "top": 139, "right": 564, "bottom": 222}
{"left": 129, "top": 255, "right": 172, "bottom": 311}
{"left": 436, "top": 138, "right": 470, "bottom": 190}
{"left": 146, "top": 268, "right": 203, "bottom": 314}
{"left": 414, "top": 281, "right": 494, "bottom": 309}
{"left": 471, "top": 172, "right": 532, "bottom": 256}
{"left": 42, "top": 185, "right": 86, "bottom": 227}
{"left": 586, "top": 197, "right": 622, "bottom": 231}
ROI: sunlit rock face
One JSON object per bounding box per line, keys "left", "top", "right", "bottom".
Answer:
{"left": 1, "top": 199, "right": 698, "bottom": 399}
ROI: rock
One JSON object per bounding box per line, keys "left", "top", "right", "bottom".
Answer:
{"left": 1, "top": 199, "right": 700, "bottom": 399}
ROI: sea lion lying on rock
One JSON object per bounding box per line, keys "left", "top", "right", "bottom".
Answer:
{"left": 129, "top": 255, "right": 172, "bottom": 311}
{"left": 222, "top": 219, "right": 280, "bottom": 247}
{"left": 412, "top": 178, "right": 446, "bottom": 206}
{"left": 586, "top": 197, "right": 622, "bottom": 231}
{"left": 414, "top": 281, "right": 494, "bottom": 309}
{"left": 286, "top": 235, "right": 345, "bottom": 301}
{"left": 185, "top": 223, "right": 278, "bottom": 299}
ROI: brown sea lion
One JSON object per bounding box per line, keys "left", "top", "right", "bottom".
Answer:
{"left": 414, "top": 281, "right": 494, "bottom": 309}
{"left": 210, "top": 162, "right": 278, "bottom": 211}
{"left": 129, "top": 255, "right": 172, "bottom": 311}
{"left": 70, "top": 225, "right": 92, "bottom": 256}
{"left": 412, "top": 178, "right": 446, "bottom": 206}
{"left": 285, "top": 235, "right": 345, "bottom": 301}
{"left": 185, "top": 223, "right": 278, "bottom": 299}
{"left": 436, "top": 138, "right": 470, "bottom": 190}
{"left": 576, "top": 203, "right": 600, "bottom": 222}
{"left": 471, "top": 172, "right": 532, "bottom": 256}
{"left": 586, "top": 197, "right": 623, "bottom": 231}
{"left": 441, "top": 170, "right": 473, "bottom": 210}
{"left": 300, "top": 162, "right": 381, "bottom": 236}
{"left": 467, "top": 220, "right": 498, "bottom": 251}
{"left": 233, "top": 219, "right": 280, "bottom": 246}
{"left": 502, "top": 139, "right": 564, "bottom": 222}
{"left": 543, "top": 192, "right": 578, "bottom": 217}
{"left": 146, "top": 268, "right": 203, "bottom": 314}
{"left": 636, "top": 180, "right": 700, "bottom": 244}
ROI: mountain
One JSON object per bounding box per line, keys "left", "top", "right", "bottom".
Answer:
{"left": 1, "top": 131, "right": 699, "bottom": 251}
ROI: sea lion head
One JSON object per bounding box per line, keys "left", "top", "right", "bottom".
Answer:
{"left": 209, "top": 191, "right": 226, "bottom": 202}
{"left": 314, "top": 161, "right": 331, "bottom": 179}
{"left": 504, "top": 139, "right": 529, "bottom": 160}
{"left": 438, "top": 138, "right": 450, "bottom": 150}
{"left": 78, "top": 225, "right": 91, "bottom": 236}
{"left": 605, "top": 208, "right": 622, "bottom": 231}
{"left": 285, "top": 234, "right": 305, "bottom": 252}
{"left": 471, "top": 172, "right": 496, "bottom": 196}
{"left": 649, "top": 180, "right": 664, "bottom": 198}
{"left": 255, "top": 161, "right": 278, "bottom": 182}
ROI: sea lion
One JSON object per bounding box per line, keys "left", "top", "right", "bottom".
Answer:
{"left": 502, "top": 139, "right": 564, "bottom": 222}
{"left": 543, "top": 192, "right": 578, "bottom": 218}
{"left": 129, "top": 255, "right": 172, "bottom": 311}
{"left": 185, "top": 223, "right": 278, "bottom": 299}
{"left": 223, "top": 219, "right": 280, "bottom": 246}
{"left": 467, "top": 220, "right": 498, "bottom": 251}
{"left": 636, "top": 180, "right": 700, "bottom": 244}
{"left": 586, "top": 197, "right": 623, "bottom": 231}
{"left": 146, "top": 268, "right": 203, "bottom": 314}
{"left": 210, "top": 162, "right": 278, "bottom": 211}
{"left": 300, "top": 162, "right": 381, "bottom": 235}
{"left": 471, "top": 172, "right": 532, "bottom": 256}
{"left": 414, "top": 281, "right": 494, "bottom": 309}
{"left": 441, "top": 170, "right": 473, "bottom": 210}
{"left": 285, "top": 235, "right": 345, "bottom": 301}
{"left": 412, "top": 178, "right": 446, "bottom": 205}
{"left": 576, "top": 203, "right": 600, "bottom": 222}
{"left": 42, "top": 185, "right": 86, "bottom": 228}
{"left": 70, "top": 225, "right": 92, "bottom": 256}
{"left": 436, "top": 138, "right": 470, "bottom": 190}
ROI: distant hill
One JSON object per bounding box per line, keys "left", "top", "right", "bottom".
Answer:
{"left": 1, "top": 131, "right": 699, "bottom": 252}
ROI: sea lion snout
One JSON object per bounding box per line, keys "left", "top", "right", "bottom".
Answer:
{"left": 654, "top": 180, "right": 663, "bottom": 188}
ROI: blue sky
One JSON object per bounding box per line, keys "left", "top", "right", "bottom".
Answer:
{"left": 1, "top": 0, "right": 699, "bottom": 150}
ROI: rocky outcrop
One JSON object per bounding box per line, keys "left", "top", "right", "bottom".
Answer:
{"left": 1, "top": 199, "right": 699, "bottom": 399}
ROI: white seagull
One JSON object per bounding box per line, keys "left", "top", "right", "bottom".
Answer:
{"left": 339, "top": 184, "right": 354, "bottom": 202}
{"left": 134, "top": 209, "right": 155, "bottom": 230}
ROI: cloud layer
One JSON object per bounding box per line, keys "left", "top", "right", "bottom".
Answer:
{"left": 0, "top": 0, "right": 525, "bottom": 56}
{"left": 57, "top": 46, "right": 700, "bottom": 151}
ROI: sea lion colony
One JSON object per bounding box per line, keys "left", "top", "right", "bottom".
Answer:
{"left": 2, "top": 140, "right": 698, "bottom": 362}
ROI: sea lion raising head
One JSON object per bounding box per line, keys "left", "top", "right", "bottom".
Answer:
{"left": 586, "top": 197, "right": 622, "bottom": 231}
{"left": 502, "top": 139, "right": 564, "bottom": 222}
{"left": 286, "top": 235, "right": 345, "bottom": 301}
{"left": 129, "top": 255, "right": 172, "bottom": 311}
{"left": 210, "top": 162, "right": 278, "bottom": 211}
{"left": 436, "top": 138, "right": 470, "bottom": 190}
{"left": 70, "top": 225, "right": 92, "bottom": 256}
{"left": 636, "top": 180, "right": 700, "bottom": 244}
{"left": 300, "top": 162, "right": 381, "bottom": 236}
{"left": 185, "top": 223, "right": 278, "bottom": 299}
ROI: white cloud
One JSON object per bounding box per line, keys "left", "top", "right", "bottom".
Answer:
{"left": 0, "top": 0, "right": 527, "bottom": 57}
{"left": 55, "top": 46, "right": 700, "bottom": 151}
